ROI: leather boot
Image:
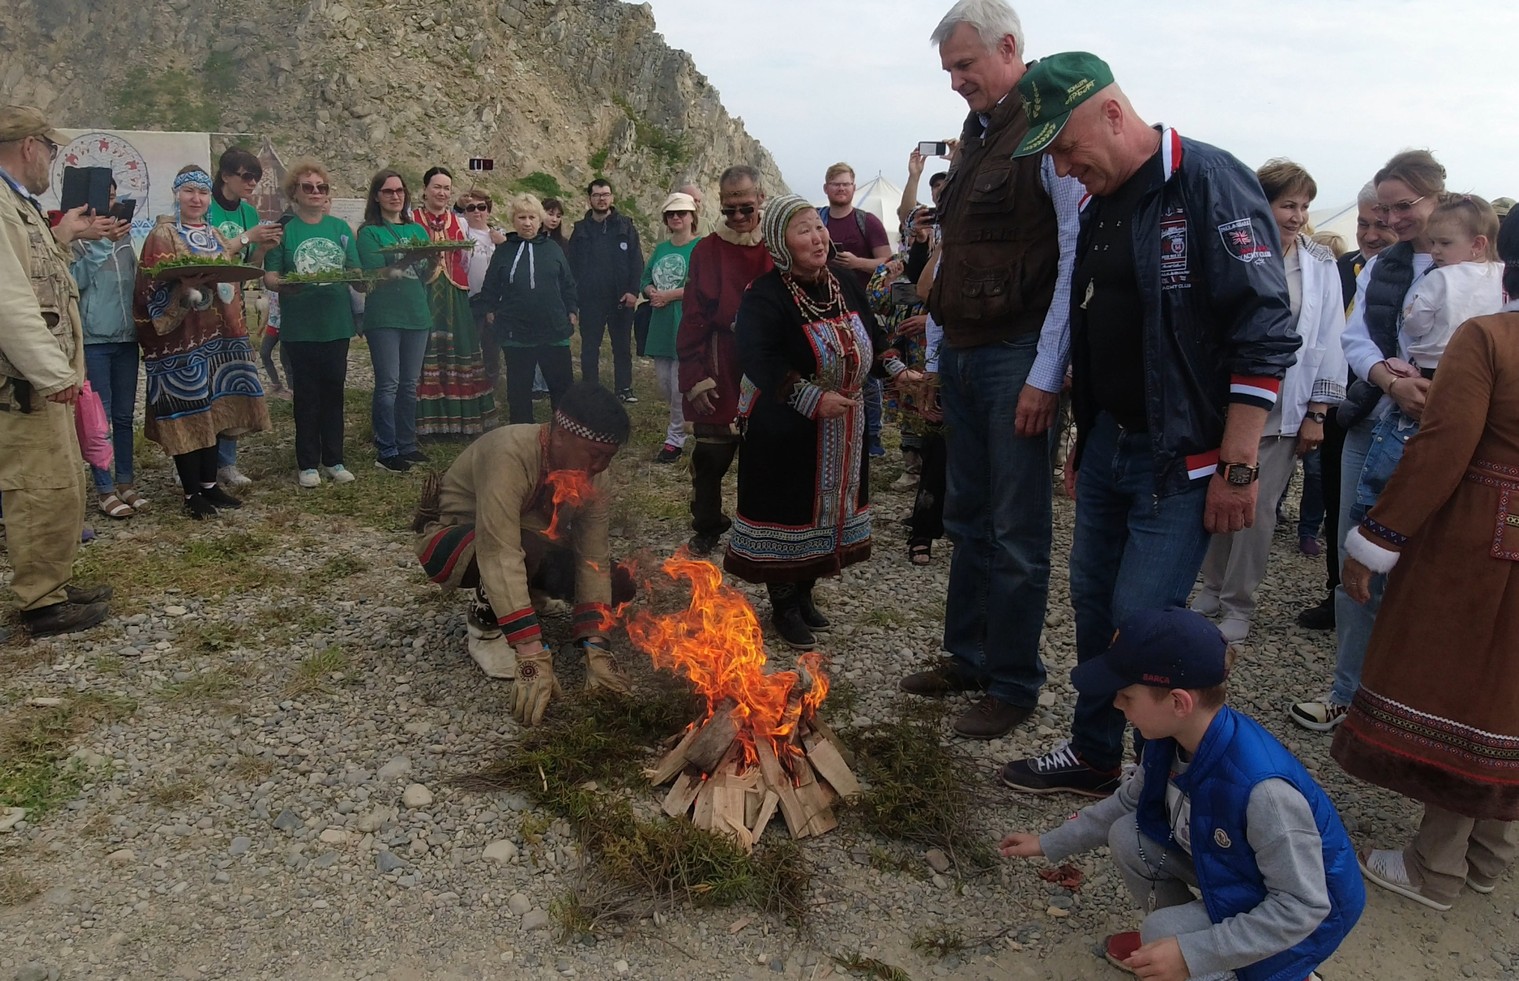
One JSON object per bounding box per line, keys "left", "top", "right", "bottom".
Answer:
{"left": 797, "top": 579, "right": 831, "bottom": 632}
{"left": 767, "top": 583, "right": 816, "bottom": 650}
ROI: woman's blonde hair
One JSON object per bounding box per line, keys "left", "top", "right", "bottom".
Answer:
{"left": 282, "top": 157, "right": 330, "bottom": 199}
{"left": 507, "top": 192, "right": 545, "bottom": 224}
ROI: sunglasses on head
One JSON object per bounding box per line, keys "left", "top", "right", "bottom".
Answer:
{"left": 720, "top": 204, "right": 756, "bottom": 218}
{"left": 463, "top": 203, "right": 491, "bottom": 213}
{"left": 300, "top": 182, "right": 331, "bottom": 195}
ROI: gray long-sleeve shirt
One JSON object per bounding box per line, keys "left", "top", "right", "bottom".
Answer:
{"left": 1039, "top": 762, "right": 1331, "bottom": 978}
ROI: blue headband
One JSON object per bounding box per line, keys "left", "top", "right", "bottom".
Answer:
{"left": 173, "top": 170, "right": 213, "bottom": 192}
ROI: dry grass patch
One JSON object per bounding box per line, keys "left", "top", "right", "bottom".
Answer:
{"left": 0, "top": 869, "right": 41, "bottom": 908}
{"left": 283, "top": 645, "right": 352, "bottom": 697}
{"left": 74, "top": 529, "right": 279, "bottom": 613}
{"left": 0, "top": 692, "right": 135, "bottom": 817}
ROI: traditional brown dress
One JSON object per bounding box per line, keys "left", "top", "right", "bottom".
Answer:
{"left": 1332, "top": 312, "right": 1519, "bottom": 820}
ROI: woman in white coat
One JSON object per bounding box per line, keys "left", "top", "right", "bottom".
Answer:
{"left": 1191, "top": 159, "right": 1346, "bottom": 641}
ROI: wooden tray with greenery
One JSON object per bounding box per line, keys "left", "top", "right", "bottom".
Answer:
{"left": 144, "top": 257, "right": 265, "bottom": 284}
{"left": 278, "top": 269, "right": 378, "bottom": 286}
{"left": 377, "top": 240, "right": 474, "bottom": 261}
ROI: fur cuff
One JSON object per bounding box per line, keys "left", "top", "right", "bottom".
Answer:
{"left": 685, "top": 377, "right": 717, "bottom": 399}
{"left": 1344, "top": 528, "right": 1400, "bottom": 574}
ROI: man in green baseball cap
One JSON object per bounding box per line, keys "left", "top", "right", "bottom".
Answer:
{"left": 1012, "top": 51, "right": 1114, "bottom": 159}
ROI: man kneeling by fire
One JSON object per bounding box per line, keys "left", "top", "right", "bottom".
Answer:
{"left": 413, "top": 382, "right": 636, "bottom": 725}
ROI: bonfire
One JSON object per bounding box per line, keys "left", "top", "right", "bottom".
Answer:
{"left": 626, "top": 557, "right": 860, "bottom": 851}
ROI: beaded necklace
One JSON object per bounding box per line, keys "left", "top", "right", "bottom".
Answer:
{"left": 782, "top": 269, "right": 846, "bottom": 322}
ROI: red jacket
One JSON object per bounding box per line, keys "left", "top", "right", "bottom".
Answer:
{"left": 674, "top": 229, "right": 773, "bottom": 427}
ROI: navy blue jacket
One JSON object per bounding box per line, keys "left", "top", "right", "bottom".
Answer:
{"left": 1070, "top": 128, "right": 1299, "bottom": 496}
{"left": 1136, "top": 706, "right": 1365, "bottom": 981}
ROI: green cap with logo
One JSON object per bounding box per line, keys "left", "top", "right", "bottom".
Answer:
{"left": 1012, "top": 52, "right": 1115, "bottom": 158}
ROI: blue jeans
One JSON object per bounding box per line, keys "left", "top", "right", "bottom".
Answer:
{"left": 368, "top": 327, "right": 429, "bottom": 458}
{"left": 939, "top": 335, "right": 1053, "bottom": 707}
{"left": 1296, "top": 447, "right": 1324, "bottom": 539}
{"left": 1069, "top": 413, "right": 1210, "bottom": 769}
{"left": 1331, "top": 418, "right": 1381, "bottom": 706}
{"left": 83, "top": 341, "right": 138, "bottom": 494}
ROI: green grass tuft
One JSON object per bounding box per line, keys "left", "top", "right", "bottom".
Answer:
{"left": 831, "top": 952, "right": 912, "bottom": 981}
{"left": 0, "top": 693, "right": 135, "bottom": 817}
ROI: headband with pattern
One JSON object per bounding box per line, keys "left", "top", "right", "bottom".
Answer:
{"left": 173, "top": 170, "right": 213, "bottom": 192}
{"left": 553, "top": 409, "right": 623, "bottom": 446}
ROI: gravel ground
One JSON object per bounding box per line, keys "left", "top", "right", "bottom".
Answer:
{"left": 2, "top": 347, "right": 1516, "bottom": 981}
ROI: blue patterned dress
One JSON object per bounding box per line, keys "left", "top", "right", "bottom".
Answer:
{"left": 135, "top": 219, "right": 269, "bottom": 456}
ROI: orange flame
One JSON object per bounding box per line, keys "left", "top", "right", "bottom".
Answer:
{"left": 539, "top": 469, "right": 596, "bottom": 540}
{"left": 624, "top": 555, "right": 829, "bottom": 770}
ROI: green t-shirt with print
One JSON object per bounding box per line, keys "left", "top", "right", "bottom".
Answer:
{"left": 208, "top": 197, "right": 262, "bottom": 261}
{"left": 263, "top": 215, "right": 360, "bottom": 342}
{"left": 357, "top": 221, "right": 432, "bottom": 331}
{"left": 639, "top": 237, "right": 698, "bottom": 359}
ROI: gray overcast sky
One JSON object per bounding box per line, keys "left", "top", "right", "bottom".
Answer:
{"left": 642, "top": 0, "right": 1517, "bottom": 210}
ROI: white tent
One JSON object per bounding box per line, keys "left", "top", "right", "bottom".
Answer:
{"left": 810, "top": 171, "right": 909, "bottom": 252}
{"left": 1310, "top": 201, "right": 1359, "bottom": 254}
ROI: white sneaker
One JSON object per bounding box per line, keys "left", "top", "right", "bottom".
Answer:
{"left": 466, "top": 622, "right": 517, "bottom": 679}
{"left": 321, "top": 464, "right": 356, "bottom": 484}
{"left": 217, "top": 465, "right": 253, "bottom": 489}
{"left": 297, "top": 468, "right": 321, "bottom": 489}
{"left": 1218, "top": 617, "right": 1250, "bottom": 643}
{"left": 1189, "top": 592, "right": 1221, "bottom": 616}
{"left": 1288, "top": 698, "right": 1350, "bottom": 732}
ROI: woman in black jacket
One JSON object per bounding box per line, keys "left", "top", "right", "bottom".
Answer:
{"left": 479, "top": 193, "right": 578, "bottom": 423}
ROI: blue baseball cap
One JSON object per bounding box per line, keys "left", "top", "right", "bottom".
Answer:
{"left": 1071, "top": 608, "right": 1228, "bottom": 699}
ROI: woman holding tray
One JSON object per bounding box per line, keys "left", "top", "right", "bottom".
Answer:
{"left": 262, "top": 158, "right": 363, "bottom": 488}
{"left": 411, "top": 166, "right": 497, "bottom": 439}
{"left": 357, "top": 170, "right": 432, "bottom": 474}
{"left": 135, "top": 165, "right": 270, "bottom": 519}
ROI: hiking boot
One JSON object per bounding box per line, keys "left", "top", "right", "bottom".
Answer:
{"left": 687, "top": 531, "right": 722, "bottom": 557}
{"left": 899, "top": 658, "right": 985, "bottom": 696}
{"left": 22, "top": 600, "right": 110, "bottom": 638}
{"left": 1288, "top": 698, "right": 1349, "bottom": 732}
{"left": 1296, "top": 594, "right": 1336, "bottom": 630}
{"left": 65, "top": 584, "right": 113, "bottom": 605}
{"left": 772, "top": 604, "right": 816, "bottom": 650}
{"left": 999, "top": 741, "right": 1122, "bottom": 797}
{"left": 952, "top": 696, "right": 1033, "bottom": 739}
{"left": 1104, "top": 931, "right": 1141, "bottom": 973}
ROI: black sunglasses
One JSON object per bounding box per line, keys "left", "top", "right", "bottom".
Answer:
{"left": 720, "top": 204, "right": 756, "bottom": 218}
{"left": 463, "top": 203, "right": 491, "bottom": 213}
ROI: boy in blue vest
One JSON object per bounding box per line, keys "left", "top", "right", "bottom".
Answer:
{"left": 999, "top": 608, "right": 1363, "bottom": 980}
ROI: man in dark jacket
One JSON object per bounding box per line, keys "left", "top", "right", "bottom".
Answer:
{"left": 566, "top": 179, "right": 643, "bottom": 402}
{"left": 997, "top": 53, "right": 1299, "bottom": 796}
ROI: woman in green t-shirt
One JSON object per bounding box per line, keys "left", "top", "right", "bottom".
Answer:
{"left": 357, "top": 170, "right": 433, "bottom": 474}
{"left": 262, "top": 158, "right": 361, "bottom": 489}
{"left": 640, "top": 192, "right": 700, "bottom": 463}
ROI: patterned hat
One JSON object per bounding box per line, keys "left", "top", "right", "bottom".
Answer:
{"left": 760, "top": 193, "right": 816, "bottom": 273}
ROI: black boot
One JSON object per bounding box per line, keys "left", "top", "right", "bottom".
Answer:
{"left": 797, "top": 580, "right": 831, "bottom": 632}
{"left": 183, "top": 493, "right": 219, "bottom": 520}
{"left": 200, "top": 484, "right": 243, "bottom": 509}
{"left": 767, "top": 583, "right": 816, "bottom": 650}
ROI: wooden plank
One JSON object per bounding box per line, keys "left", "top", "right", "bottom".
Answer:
{"left": 808, "top": 716, "right": 856, "bottom": 768}
{"left": 692, "top": 780, "right": 716, "bottom": 830}
{"left": 755, "top": 739, "right": 808, "bottom": 836}
{"left": 660, "top": 767, "right": 703, "bottom": 818}
{"left": 684, "top": 700, "right": 739, "bottom": 774}
{"left": 751, "top": 790, "right": 780, "bottom": 841}
{"left": 743, "top": 785, "right": 761, "bottom": 828}
{"left": 803, "top": 728, "right": 861, "bottom": 798}
{"left": 792, "top": 763, "right": 837, "bottom": 837}
{"left": 644, "top": 724, "right": 702, "bottom": 785}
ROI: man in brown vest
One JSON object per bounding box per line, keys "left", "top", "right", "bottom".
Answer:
{"left": 0, "top": 105, "right": 113, "bottom": 637}
{"left": 898, "top": 0, "right": 1082, "bottom": 739}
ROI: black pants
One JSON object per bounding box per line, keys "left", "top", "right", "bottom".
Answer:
{"left": 578, "top": 296, "right": 633, "bottom": 391}
{"left": 285, "top": 338, "right": 350, "bottom": 471}
{"left": 503, "top": 344, "right": 573, "bottom": 424}
{"left": 1320, "top": 411, "right": 1345, "bottom": 591}
{"left": 907, "top": 429, "right": 947, "bottom": 542}
{"left": 173, "top": 445, "right": 219, "bottom": 494}
{"left": 690, "top": 438, "right": 738, "bottom": 536}
{"left": 470, "top": 297, "right": 500, "bottom": 386}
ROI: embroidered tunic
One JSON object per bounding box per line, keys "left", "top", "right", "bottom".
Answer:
{"left": 724, "top": 270, "right": 892, "bottom": 583}
{"left": 411, "top": 206, "right": 496, "bottom": 436}
{"left": 1331, "top": 313, "right": 1519, "bottom": 820}
{"left": 135, "top": 219, "right": 269, "bottom": 456}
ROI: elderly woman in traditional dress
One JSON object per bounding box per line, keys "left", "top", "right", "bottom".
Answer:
{"left": 136, "top": 165, "right": 270, "bottom": 519}
{"left": 725, "top": 194, "right": 921, "bottom": 649}
{"left": 1330, "top": 215, "right": 1519, "bottom": 912}
{"left": 411, "top": 166, "right": 497, "bottom": 439}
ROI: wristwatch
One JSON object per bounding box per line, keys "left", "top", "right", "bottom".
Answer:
{"left": 238, "top": 233, "right": 250, "bottom": 247}
{"left": 1216, "top": 460, "right": 1260, "bottom": 486}
{"left": 1305, "top": 410, "right": 1328, "bottom": 424}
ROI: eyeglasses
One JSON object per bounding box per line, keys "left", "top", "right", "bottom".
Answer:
{"left": 720, "top": 204, "right": 756, "bottom": 218}
{"left": 299, "top": 182, "right": 331, "bottom": 195}
{"left": 378, "top": 186, "right": 406, "bottom": 196}
{"left": 1371, "top": 195, "right": 1425, "bottom": 217}
{"left": 590, "top": 192, "right": 613, "bottom": 199}
{"left": 825, "top": 181, "right": 855, "bottom": 189}
{"left": 462, "top": 203, "right": 491, "bottom": 213}
{"left": 33, "top": 135, "right": 60, "bottom": 162}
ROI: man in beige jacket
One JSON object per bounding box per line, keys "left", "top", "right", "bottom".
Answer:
{"left": 0, "top": 105, "right": 112, "bottom": 637}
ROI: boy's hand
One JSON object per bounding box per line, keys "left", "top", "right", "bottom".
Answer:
{"left": 998, "top": 833, "right": 1043, "bottom": 858}
{"left": 1125, "top": 937, "right": 1188, "bottom": 981}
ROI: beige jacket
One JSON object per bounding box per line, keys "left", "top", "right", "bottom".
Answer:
{"left": 0, "top": 182, "right": 83, "bottom": 407}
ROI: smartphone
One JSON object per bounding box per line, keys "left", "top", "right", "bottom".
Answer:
{"left": 276, "top": 213, "right": 296, "bottom": 227}
{"left": 918, "top": 141, "right": 949, "bottom": 158}
{"left": 890, "top": 281, "right": 919, "bottom": 305}
{"left": 108, "top": 199, "right": 137, "bottom": 223}
{"left": 918, "top": 208, "right": 938, "bottom": 225}
{"left": 827, "top": 242, "right": 842, "bottom": 260}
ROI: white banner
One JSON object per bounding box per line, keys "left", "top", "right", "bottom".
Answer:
{"left": 38, "top": 129, "right": 211, "bottom": 246}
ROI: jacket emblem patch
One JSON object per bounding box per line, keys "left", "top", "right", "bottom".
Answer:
{"left": 1160, "top": 216, "right": 1190, "bottom": 290}
{"left": 1217, "top": 218, "right": 1273, "bottom": 264}
{"left": 1213, "top": 828, "right": 1232, "bottom": 848}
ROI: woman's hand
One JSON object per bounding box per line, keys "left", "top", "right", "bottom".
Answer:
{"left": 1295, "top": 417, "right": 1324, "bottom": 457}
{"left": 1342, "top": 556, "right": 1375, "bottom": 604}
{"left": 247, "top": 223, "right": 284, "bottom": 247}
{"left": 896, "top": 313, "right": 928, "bottom": 337}
{"left": 815, "top": 391, "right": 854, "bottom": 419}
{"left": 490, "top": 228, "right": 507, "bottom": 245}
{"left": 647, "top": 288, "right": 668, "bottom": 309}
{"left": 1388, "top": 375, "right": 1431, "bottom": 421}
{"left": 906, "top": 147, "right": 925, "bottom": 178}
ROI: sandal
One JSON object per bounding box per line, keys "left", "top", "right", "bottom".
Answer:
{"left": 117, "top": 486, "right": 149, "bottom": 510}
{"left": 98, "top": 493, "right": 134, "bottom": 519}
{"left": 908, "top": 539, "right": 932, "bottom": 566}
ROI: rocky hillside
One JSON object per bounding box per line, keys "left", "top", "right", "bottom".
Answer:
{"left": 0, "top": 0, "right": 788, "bottom": 231}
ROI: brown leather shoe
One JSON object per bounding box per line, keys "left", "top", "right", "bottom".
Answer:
{"left": 21, "top": 600, "right": 110, "bottom": 638}
{"left": 899, "top": 658, "right": 986, "bottom": 696}
{"left": 952, "top": 696, "right": 1034, "bottom": 739}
